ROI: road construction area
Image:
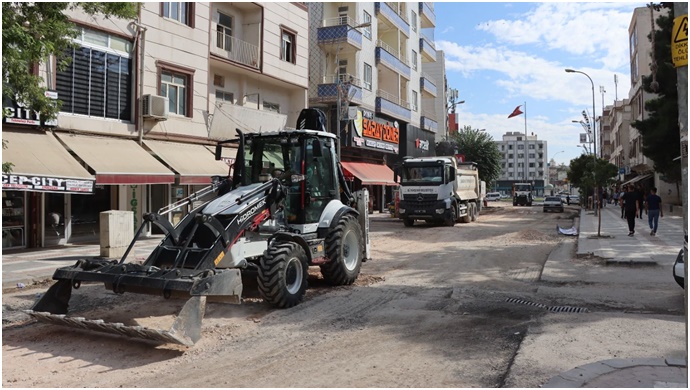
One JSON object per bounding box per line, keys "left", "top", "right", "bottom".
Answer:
{"left": 2, "top": 205, "right": 685, "bottom": 387}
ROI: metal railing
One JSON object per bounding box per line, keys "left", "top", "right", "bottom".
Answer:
{"left": 215, "top": 32, "right": 260, "bottom": 69}
{"left": 376, "top": 89, "right": 410, "bottom": 109}
{"left": 375, "top": 39, "right": 408, "bottom": 65}
{"left": 421, "top": 72, "right": 436, "bottom": 85}
{"left": 322, "top": 73, "right": 363, "bottom": 89}
{"left": 421, "top": 109, "right": 436, "bottom": 120}
{"left": 321, "top": 16, "right": 361, "bottom": 28}
{"left": 384, "top": 2, "right": 410, "bottom": 24}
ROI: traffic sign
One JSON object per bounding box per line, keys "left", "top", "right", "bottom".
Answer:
{"left": 672, "top": 15, "right": 688, "bottom": 67}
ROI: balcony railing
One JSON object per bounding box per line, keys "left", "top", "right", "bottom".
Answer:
{"left": 375, "top": 2, "right": 410, "bottom": 36}
{"left": 420, "top": 73, "right": 437, "bottom": 97}
{"left": 419, "top": 2, "right": 436, "bottom": 27}
{"left": 421, "top": 115, "right": 438, "bottom": 132}
{"left": 375, "top": 40, "right": 411, "bottom": 79}
{"left": 419, "top": 37, "right": 436, "bottom": 62}
{"left": 375, "top": 89, "right": 411, "bottom": 121}
{"left": 313, "top": 74, "right": 363, "bottom": 105}
{"left": 214, "top": 33, "right": 260, "bottom": 69}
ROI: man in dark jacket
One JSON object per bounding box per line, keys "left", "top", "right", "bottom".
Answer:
{"left": 621, "top": 185, "right": 640, "bottom": 236}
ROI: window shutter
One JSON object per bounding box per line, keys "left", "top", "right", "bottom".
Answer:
{"left": 89, "top": 50, "right": 106, "bottom": 117}
{"left": 56, "top": 48, "right": 75, "bottom": 114}
{"left": 72, "top": 47, "right": 91, "bottom": 116}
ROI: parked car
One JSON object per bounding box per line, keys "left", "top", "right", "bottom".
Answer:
{"left": 486, "top": 192, "right": 501, "bottom": 202}
{"left": 543, "top": 196, "right": 564, "bottom": 213}
{"left": 673, "top": 249, "right": 684, "bottom": 289}
{"left": 569, "top": 194, "right": 581, "bottom": 205}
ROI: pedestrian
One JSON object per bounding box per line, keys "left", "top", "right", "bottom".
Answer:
{"left": 602, "top": 190, "right": 607, "bottom": 208}
{"left": 621, "top": 185, "right": 640, "bottom": 236}
{"left": 636, "top": 184, "right": 645, "bottom": 219}
{"left": 620, "top": 188, "right": 626, "bottom": 218}
{"left": 645, "top": 187, "right": 663, "bottom": 236}
{"left": 566, "top": 194, "right": 570, "bottom": 205}
{"left": 613, "top": 190, "right": 619, "bottom": 206}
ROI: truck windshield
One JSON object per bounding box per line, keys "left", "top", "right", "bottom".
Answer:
{"left": 514, "top": 184, "right": 531, "bottom": 191}
{"left": 401, "top": 165, "right": 443, "bottom": 185}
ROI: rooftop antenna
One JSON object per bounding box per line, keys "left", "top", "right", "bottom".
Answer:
{"left": 614, "top": 74, "right": 618, "bottom": 100}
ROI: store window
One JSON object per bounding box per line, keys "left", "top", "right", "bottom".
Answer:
{"left": 2, "top": 191, "right": 26, "bottom": 249}
{"left": 70, "top": 188, "right": 111, "bottom": 242}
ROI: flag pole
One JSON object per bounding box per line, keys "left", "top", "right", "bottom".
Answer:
{"left": 524, "top": 101, "right": 527, "bottom": 182}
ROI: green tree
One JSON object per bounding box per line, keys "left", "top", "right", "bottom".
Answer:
{"left": 631, "top": 3, "right": 681, "bottom": 184}
{"left": 2, "top": 2, "right": 137, "bottom": 174}
{"left": 2, "top": 2, "right": 138, "bottom": 120}
{"left": 446, "top": 126, "right": 502, "bottom": 185}
{"left": 568, "top": 154, "right": 619, "bottom": 235}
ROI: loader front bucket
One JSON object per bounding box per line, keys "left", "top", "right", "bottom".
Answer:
{"left": 25, "top": 294, "right": 207, "bottom": 346}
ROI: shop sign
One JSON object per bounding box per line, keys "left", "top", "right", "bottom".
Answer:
{"left": 2, "top": 91, "right": 58, "bottom": 127}
{"left": 361, "top": 118, "right": 399, "bottom": 144}
{"left": 415, "top": 138, "right": 429, "bottom": 151}
{"left": 2, "top": 174, "right": 94, "bottom": 194}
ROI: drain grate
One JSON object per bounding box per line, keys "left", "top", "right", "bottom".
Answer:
{"left": 505, "top": 298, "right": 588, "bottom": 313}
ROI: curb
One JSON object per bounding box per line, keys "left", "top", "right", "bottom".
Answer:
{"left": 542, "top": 358, "right": 687, "bottom": 388}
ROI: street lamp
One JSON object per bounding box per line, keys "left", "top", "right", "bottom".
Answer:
{"left": 566, "top": 68, "right": 598, "bottom": 215}
{"left": 336, "top": 21, "right": 371, "bottom": 157}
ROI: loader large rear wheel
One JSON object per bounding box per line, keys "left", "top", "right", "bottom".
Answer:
{"left": 258, "top": 241, "right": 308, "bottom": 308}
{"left": 321, "top": 214, "right": 363, "bottom": 285}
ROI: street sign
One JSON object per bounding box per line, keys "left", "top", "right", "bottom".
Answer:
{"left": 619, "top": 168, "right": 625, "bottom": 174}
{"left": 672, "top": 15, "right": 688, "bottom": 67}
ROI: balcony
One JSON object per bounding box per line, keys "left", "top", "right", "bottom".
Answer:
{"left": 420, "top": 29, "right": 436, "bottom": 62}
{"left": 375, "top": 40, "right": 411, "bottom": 79}
{"left": 421, "top": 110, "right": 438, "bottom": 132}
{"left": 311, "top": 74, "right": 364, "bottom": 106}
{"left": 419, "top": 2, "right": 435, "bottom": 28}
{"left": 317, "top": 17, "right": 365, "bottom": 51}
{"left": 375, "top": 89, "right": 411, "bottom": 121}
{"left": 420, "top": 73, "right": 437, "bottom": 97}
{"left": 375, "top": 2, "right": 410, "bottom": 37}
{"left": 211, "top": 33, "right": 260, "bottom": 70}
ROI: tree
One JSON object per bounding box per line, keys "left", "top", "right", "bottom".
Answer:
{"left": 631, "top": 3, "right": 681, "bottom": 184}
{"left": 568, "top": 154, "right": 619, "bottom": 236}
{"left": 2, "top": 2, "right": 137, "bottom": 174}
{"left": 446, "top": 126, "right": 502, "bottom": 185}
{"left": 2, "top": 2, "right": 138, "bottom": 120}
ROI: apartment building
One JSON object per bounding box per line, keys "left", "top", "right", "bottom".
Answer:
{"left": 494, "top": 131, "right": 548, "bottom": 196}
{"left": 605, "top": 99, "right": 632, "bottom": 181}
{"left": 2, "top": 2, "right": 309, "bottom": 250}
{"left": 307, "top": 2, "right": 439, "bottom": 211}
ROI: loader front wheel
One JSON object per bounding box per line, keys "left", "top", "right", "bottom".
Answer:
{"left": 322, "top": 214, "right": 363, "bottom": 285}
{"left": 258, "top": 241, "right": 308, "bottom": 308}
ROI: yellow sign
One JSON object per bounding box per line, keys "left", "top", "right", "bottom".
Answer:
{"left": 672, "top": 15, "right": 688, "bottom": 67}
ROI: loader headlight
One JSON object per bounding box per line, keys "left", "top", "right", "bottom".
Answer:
{"left": 291, "top": 174, "right": 305, "bottom": 183}
{"left": 436, "top": 208, "right": 445, "bottom": 214}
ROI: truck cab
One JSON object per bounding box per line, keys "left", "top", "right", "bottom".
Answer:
{"left": 512, "top": 182, "right": 533, "bottom": 206}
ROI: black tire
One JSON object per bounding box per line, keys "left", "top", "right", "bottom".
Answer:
{"left": 258, "top": 241, "right": 308, "bottom": 308}
{"left": 470, "top": 203, "right": 477, "bottom": 222}
{"left": 321, "top": 214, "right": 363, "bottom": 285}
{"left": 461, "top": 203, "right": 471, "bottom": 223}
{"left": 445, "top": 204, "right": 456, "bottom": 227}
{"left": 403, "top": 218, "right": 414, "bottom": 227}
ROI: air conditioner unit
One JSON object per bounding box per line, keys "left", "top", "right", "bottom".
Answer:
{"left": 142, "top": 94, "right": 169, "bottom": 121}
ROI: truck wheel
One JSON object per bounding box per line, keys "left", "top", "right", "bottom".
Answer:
{"left": 461, "top": 204, "right": 471, "bottom": 223}
{"left": 470, "top": 203, "right": 478, "bottom": 222}
{"left": 403, "top": 218, "right": 414, "bottom": 227}
{"left": 258, "top": 241, "right": 308, "bottom": 308}
{"left": 322, "top": 214, "right": 363, "bottom": 285}
{"left": 445, "top": 204, "right": 456, "bottom": 227}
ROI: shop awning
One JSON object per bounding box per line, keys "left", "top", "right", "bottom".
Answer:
{"left": 56, "top": 133, "right": 175, "bottom": 185}
{"left": 2, "top": 130, "right": 95, "bottom": 194}
{"left": 340, "top": 162, "right": 398, "bottom": 186}
{"left": 621, "top": 174, "right": 653, "bottom": 188}
{"left": 143, "top": 140, "right": 231, "bottom": 184}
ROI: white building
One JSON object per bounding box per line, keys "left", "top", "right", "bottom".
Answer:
{"left": 2, "top": 2, "right": 309, "bottom": 250}
{"left": 494, "top": 131, "right": 548, "bottom": 196}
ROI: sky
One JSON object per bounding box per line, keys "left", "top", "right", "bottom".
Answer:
{"left": 433, "top": 1, "right": 647, "bottom": 166}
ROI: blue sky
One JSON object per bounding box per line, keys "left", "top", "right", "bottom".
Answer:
{"left": 433, "top": 1, "right": 647, "bottom": 165}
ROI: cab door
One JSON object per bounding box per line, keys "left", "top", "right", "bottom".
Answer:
{"left": 303, "top": 137, "right": 338, "bottom": 224}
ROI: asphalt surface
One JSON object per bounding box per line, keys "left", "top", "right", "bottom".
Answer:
{"left": 2, "top": 203, "right": 687, "bottom": 387}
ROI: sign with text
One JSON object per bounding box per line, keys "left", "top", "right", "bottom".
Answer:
{"left": 361, "top": 118, "right": 400, "bottom": 145}
{"left": 2, "top": 174, "right": 94, "bottom": 194}
{"left": 672, "top": 15, "right": 688, "bottom": 67}
{"left": 351, "top": 115, "right": 399, "bottom": 154}
{"left": 3, "top": 91, "right": 59, "bottom": 127}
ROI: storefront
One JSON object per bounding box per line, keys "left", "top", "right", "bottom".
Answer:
{"left": 399, "top": 124, "right": 436, "bottom": 159}
{"left": 340, "top": 108, "right": 398, "bottom": 212}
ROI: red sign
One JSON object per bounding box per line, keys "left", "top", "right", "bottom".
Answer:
{"left": 455, "top": 154, "right": 465, "bottom": 163}
{"left": 362, "top": 118, "right": 399, "bottom": 145}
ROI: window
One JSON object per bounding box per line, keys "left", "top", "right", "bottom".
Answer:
{"left": 338, "top": 6, "right": 349, "bottom": 25}
{"left": 508, "top": 163, "right": 513, "bottom": 168}
{"left": 56, "top": 27, "right": 132, "bottom": 121}
{"left": 160, "top": 70, "right": 188, "bottom": 116}
{"left": 529, "top": 153, "right": 535, "bottom": 159}
{"left": 529, "top": 144, "right": 535, "bottom": 149}
{"left": 281, "top": 28, "right": 296, "bottom": 64}
{"left": 217, "top": 12, "right": 232, "bottom": 51}
{"left": 338, "top": 60, "right": 348, "bottom": 80}
{"left": 411, "top": 50, "right": 418, "bottom": 71}
{"left": 263, "top": 101, "right": 280, "bottom": 113}
{"left": 411, "top": 91, "right": 418, "bottom": 111}
{"left": 517, "top": 144, "right": 524, "bottom": 149}
{"left": 411, "top": 11, "right": 417, "bottom": 32}
{"left": 508, "top": 154, "right": 513, "bottom": 159}
{"left": 518, "top": 163, "right": 524, "bottom": 168}
{"left": 215, "top": 90, "right": 233, "bottom": 103}
{"left": 529, "top": 163, "right": 535, "bottom": 168}
{"left": 364, "top": 63, "right": 372, "bottom": 90}
{"left": 501, "top": 145, "right": 504, "bottom": 151}
{"left": 518, "top": 154, "right": 524, "bottom": 159}
{"left": 508, "top": 145, "right": 513, "bottom": 150}
{"left": 162, "top": 2, "right": 193, "bottom": 26}
{"left": 362, "top": 11, "right": 372, "bottom": 39}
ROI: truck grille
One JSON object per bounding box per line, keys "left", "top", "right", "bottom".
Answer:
{"left": 403, "top": 193, "right": 437, "bottom": 202}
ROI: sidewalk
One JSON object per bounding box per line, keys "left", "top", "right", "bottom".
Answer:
{"left": 542, "top": 205, "right": 687, "bottom": 388}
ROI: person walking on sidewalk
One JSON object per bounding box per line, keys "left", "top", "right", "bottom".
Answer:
{"left": 620, "top": 188, "right": 626, "bottom": 218}
{"left": 645, "top": 187, "right": 663, "bottom": 236}
{"left": 621, "top": 185, "right": 640, "bottom": 236}
{"left": 636, "top": 184, "right": 645, "bottom": 219}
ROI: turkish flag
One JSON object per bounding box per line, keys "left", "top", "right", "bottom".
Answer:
{"left": 508, "top": 105, "right": 523, "bottom": 118}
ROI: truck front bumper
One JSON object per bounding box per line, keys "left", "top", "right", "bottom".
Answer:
{"left": 398, "top": 201, "right": 450, "bottom": 221}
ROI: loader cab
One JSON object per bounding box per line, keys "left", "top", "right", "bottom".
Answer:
{"left": 240, "top": 133, "right": 339, "bottom": 225}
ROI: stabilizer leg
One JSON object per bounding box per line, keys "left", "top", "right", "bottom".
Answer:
{"left": 32, "top": 280, "right": 72, "bottom": 314}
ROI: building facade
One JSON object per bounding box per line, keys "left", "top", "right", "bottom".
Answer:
{"left": 494, "top": 131, "right": 548, "bottom": 196}
{"left": 307, "top": 2, "right": 439, "bottom": 211}
{"left": 2, "top": 2, "right": 309, "bottom": 250}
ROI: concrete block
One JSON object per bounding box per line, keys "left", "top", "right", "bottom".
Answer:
{"left": 100, "top": 210, "right": 134, "bottom": 258}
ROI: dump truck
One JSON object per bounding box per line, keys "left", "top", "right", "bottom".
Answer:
{"left": 512, "top": 182, "right": 533, "bottom": 206}
{"left": 25, "top": 109, "right": 370, "bottom": 346}
{"left": 395, "top": 156, "right": 481, "bottom": 227}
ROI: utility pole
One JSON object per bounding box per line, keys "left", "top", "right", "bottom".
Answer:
{"left": 672, "top": 1, "right": 688, "bottom": 372}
